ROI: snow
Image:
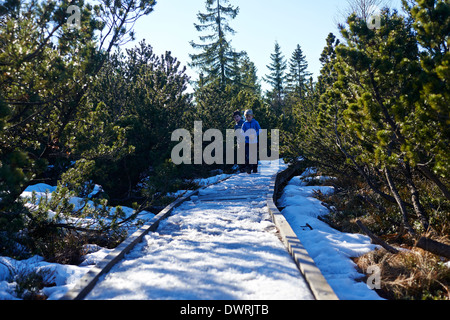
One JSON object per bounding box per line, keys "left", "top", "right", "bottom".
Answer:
{"left": 278, "top": 169, "right": 383, "bottom": 300}
{"left": 0, "top": 159, "right": 382, "bottom": 300}
{"left": 20, "top": 182, "right": 155, "bottom": 231}
{"left": 167, "top": 173, "right": 233, "bottom": 198}
{"left": 194, "top": 173, "right": 232, "bottom": 186}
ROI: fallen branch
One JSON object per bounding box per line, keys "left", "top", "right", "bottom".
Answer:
{"left": 356, "top": 219, "right": 399, "bottom": 254}
{"left": 416, "top": 237, "right": 450, "bottom": 259}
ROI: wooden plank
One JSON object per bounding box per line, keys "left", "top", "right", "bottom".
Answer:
{"left": 199, "top": 197, "right": 258, "bottom": 202}
{"left": 266, "top": 163, "right": 339, "bottom": 301}
{"left": 198, "top": 194, "right": 267, "bottom": 201}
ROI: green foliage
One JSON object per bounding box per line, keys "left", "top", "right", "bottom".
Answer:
{"left": 286, "top": 3, "right": 449, "bottom": 240}
{"left": 59, "top": 159, "right": 96, "bottom": 197}
{"left": 1, "top": 0, "right": 445, "bottom": 276}
{"left": 286, "top": 44, "right": 312, "bottom": 98}
{"left": 22, "top": 185, "right": 129, "bottom": 261}
{"left": 0, "top": 0, "right": 156, "bottom": 261}
{"left": 9, "top": 264, "right": 55, "bottom": 300}
{"left": 190, "top": 0, "right": 242, "bottom": 87}
{"left": 0, "top": 200, "right": 28, "bottom": 258}
{"left": 404, "top": 0, "right": 450, "bottom": 178}
{"left": 264, "top": 41, "right": 287, "bottom": 114}
{"left": 283, "top": 33, "right": 345, "bottom": 170}
{"left": 87, "top": 41, "right": 193, "bottom": 201}
{"left": 231, "top": 52, "right": 261, "bottom": 94}
{"left": 0, "top": 0, "right": 154, "bottom": 198}
{"left": 0, "top": 151, "right": 32, "bottom": 204}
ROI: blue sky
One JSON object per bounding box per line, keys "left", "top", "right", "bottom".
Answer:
{"left": 127, "top": 0, "right": 403, "bottom": 92}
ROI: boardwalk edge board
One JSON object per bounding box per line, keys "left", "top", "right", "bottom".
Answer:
{"left": 267, "top": 162, "right": 339, "bottom": 300}
{"left": 60, "top": 177, "right": 231, "bottom": 300}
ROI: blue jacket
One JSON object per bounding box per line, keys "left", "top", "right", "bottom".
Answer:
{"left": 241, "top": 119, "right": 261, "bottom": 144}
{"left": 234, "top": 119, "right": 244, "bottom": 131}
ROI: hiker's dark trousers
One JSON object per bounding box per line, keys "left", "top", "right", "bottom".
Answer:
{"left": 244, "top": 142, "right": 258, "bottom": 172}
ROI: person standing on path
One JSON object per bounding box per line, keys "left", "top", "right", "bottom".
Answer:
{"left": 233, "top": 110, "right": 244, "bottom": 131}
{"left": 233, "top": 110, "right": 245, "bottom": 173}
{"left": 241, "top": 109, "right": 261, "bottom": 174}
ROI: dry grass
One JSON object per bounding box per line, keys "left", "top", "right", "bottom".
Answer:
{"left": 354, "top": 247, "right": 450, "bottom": 300}
{"left": 310, "top": 169, "right": 450, "bottom": 300}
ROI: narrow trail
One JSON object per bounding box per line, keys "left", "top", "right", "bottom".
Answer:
{"left": 85, "top": 162, "right": 315, "bottom": 300}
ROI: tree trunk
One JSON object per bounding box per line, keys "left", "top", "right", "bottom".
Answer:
{"left": 416, "top": 237, "right": 450, "bottom": 259}
{"left": 417, "top": 164, "right": 450, "bottom": 201}
{"left": 403, "top": 162, "right": 429, "bottom": 231}
{"left": 356, "top": 220, "right": 399, "bottom": 254}
{"left": 384, "top": 166, "right": 416, "bottom": 235}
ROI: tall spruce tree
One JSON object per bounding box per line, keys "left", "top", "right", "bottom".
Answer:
{"left": 231, "top": 52, "right": 261, "bottom": 94}
{"left": 286, "top": 44, "right": 312, "bottom": 98}
{"left": 189, "top": 0, "right": 242, "bottom": 87}
{"left": 264, "top": 41, "right": 287, "bottom": 114}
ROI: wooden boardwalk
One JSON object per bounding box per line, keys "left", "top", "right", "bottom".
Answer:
{"left": 61, "top": 161, "right": 338, "bottom": 300}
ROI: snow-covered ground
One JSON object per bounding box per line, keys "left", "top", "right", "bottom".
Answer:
{"left": 278, "top": 168, "right": 382, "bottom": 300}
{"left": 0, "top": 160, "right": 382, "bottom": 300}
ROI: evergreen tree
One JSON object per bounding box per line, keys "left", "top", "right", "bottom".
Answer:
{"left": 189, "top": 0, "right": 242, "bottom": 87}
{"left": 264, "top": 41, "right": 287, "bottom": 114}
{"left": 0, "top": 0, "right": 156, "bottom": 257}
{"left": 403, "top": 0, "right": 450, "bottom": 199}
{"left": 332, "top": 8, "right": 442, "bottom": 233}
{"left": 317, "top": 33, "right": 340, "bottom": 94}
{"left": 87, "top": 41, "right": 193, "bottom": 200}
{"left": 285, "top": 1, "right": 449, "bottom": 259}
{"left": 286, "top": 44, "right": 312, "bottom": 98}
{"left": 0, "top": 0, "right": 155, "bottom": 202}
{"left": 192, "top": 78, "right": 234, "bottom": 130}
{"left": 290, "top": 7, "right": 448, "bottom": 237}
{"left": 284, "top": 33, "right": 344, "bottom": 171}
{"left": 231, "top": 52, "right": 261, "bottom": 95}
